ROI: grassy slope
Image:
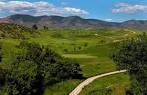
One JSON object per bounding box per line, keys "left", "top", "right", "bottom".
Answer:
{"left": 79, "top": 73, "right": 130, "bottom": 95}
{"left": 39, "top": 29, "right": 137, "bottom": 95}
{"left": 31, "top": 29, "right": 137, "bottom": 77}
{"left": 1, "top": 28, "right": 139, "bottom": 95}
{"left": 44, "top": 80, "right": 81, "bottom": 95}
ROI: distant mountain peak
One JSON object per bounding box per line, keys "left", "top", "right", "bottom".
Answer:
{"left": 67, "top": 16, "right": 82, "bottom": 19}
{"left": 0, "top": 14, "right": 147, "bottom": 30}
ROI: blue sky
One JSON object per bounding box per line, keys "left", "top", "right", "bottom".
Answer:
{"left": 1, "top": 0, "right": 147, "bottom": 22}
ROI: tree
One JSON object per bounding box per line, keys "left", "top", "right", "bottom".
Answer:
{"left": 0, "top": 43, "right": 2, "bottom": 62}
{"left": 84, "top": 43, "right": 88, "bottom": 47}
{"left": 2, "top": 41, "right": 82, "bottom": 95}
{"left": 112, "top": 34, "right": 147, "bottom": 95}
{"left": 43, "top": 26, "right": 48, "bottom": 30}
{"left": 32, "top": 24, "right": 38, "bottom": 30}
{"left": 0, "top": 67, "right": 6, "bottom": 88}
{"left": 6, "top": 60, "right": 42, "bottom": 95}
{"left": 0, "top": 43, "right": 7, "bottom": 93}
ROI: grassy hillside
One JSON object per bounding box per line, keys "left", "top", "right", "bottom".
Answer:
{"left": 79, "top": 73, "right": 130, "bottom": 95}
{"left": 0, "top": 23, "right": 35, "bottom": 39}
{"left": 0, "top": 26, "right": 140, "bottom": 95}
{"left": 29, "top": 28, "right": 137, "bottom": 77}
{"left": 38, "top": 29, "right": 137, "bottom": 95}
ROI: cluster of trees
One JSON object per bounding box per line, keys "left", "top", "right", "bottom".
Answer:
{"left": 112, "top": 33, "right": 147, "bottom": 95}
{"left": 32, "top": 25, "right": 49, "bottom": 30}
{"left": 63, "top": 43, "right": 89, "bottom": 53}
{"left": 0, "top": 41, "right": 82, "bottom": 95}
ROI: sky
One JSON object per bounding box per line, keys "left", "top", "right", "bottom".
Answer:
{"left": 1, "top": 0, "right": 147, "bottom": 22}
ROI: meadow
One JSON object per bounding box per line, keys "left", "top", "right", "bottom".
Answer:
{"left": 1, "top": 28, "right": 139, "bottom": 95}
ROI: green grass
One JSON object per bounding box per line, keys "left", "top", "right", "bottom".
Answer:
{"left": 75, "top": 58, "right": 116, "bottom": 77}
{"left": 62, "top": 54, "right": 116, "bottom": 77}
{"left": 43, "top": 80, "right": 81, "bottom": 95}
{"left": 79, "top": 73, "right": 130, "bottom": 95}
{"left": 0, "top": 38, "right": 20, "bottom": 65}
{"left": 32, "top": 29, "right": 137, "bottom": 77}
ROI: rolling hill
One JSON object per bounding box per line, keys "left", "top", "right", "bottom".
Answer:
{"left": 0, "top": 14, "right": 147, "bottom": 31}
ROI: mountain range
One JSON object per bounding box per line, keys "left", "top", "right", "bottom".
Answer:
{"left": 0, "top": 14, "right": 147, "bottom": 30}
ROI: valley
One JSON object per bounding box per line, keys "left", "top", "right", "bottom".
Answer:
{"left": 0, "top": 25, "right": 139, "bottom": 95}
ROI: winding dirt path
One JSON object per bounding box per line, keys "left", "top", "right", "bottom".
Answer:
{"left": 69, "top": 70, "right": 127, "bottom": 95}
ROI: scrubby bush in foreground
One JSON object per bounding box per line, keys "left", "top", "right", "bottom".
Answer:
{"left": 1, "top": 41, "right": 82, "bottom": 95}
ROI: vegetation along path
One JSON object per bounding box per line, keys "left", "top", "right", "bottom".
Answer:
{"left": 69, "top": 70, "right": 127, "bottom": 95}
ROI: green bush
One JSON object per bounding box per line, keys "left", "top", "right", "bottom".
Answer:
{"left": 112, "top": 33, "right": 147, "bottom": 95}
{"left": 1, "top": 41, "right": 82, "bottom": 95}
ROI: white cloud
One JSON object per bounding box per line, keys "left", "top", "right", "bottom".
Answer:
{"left": 64, "top": 7, "right": 88, "bottom": 15}
{"left": 112, "top": 3, "right": 147, "bottom": 13}
{"left": 0, "top": 1, "right": 88, "bottom": 16}
{"left": 104, "top": 19, "right": 113, "bottom": 22}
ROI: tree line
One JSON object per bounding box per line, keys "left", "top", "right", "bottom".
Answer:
{"left": 32, "top": 25, "right": 48, "bottom": 30}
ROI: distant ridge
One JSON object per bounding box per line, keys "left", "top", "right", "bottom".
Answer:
{"left": 0, "top": 14, "right": 147, "bottom": 30}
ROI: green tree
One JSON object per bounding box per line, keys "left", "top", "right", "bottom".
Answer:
{"left": 43, "top": 26, "right": 48, "bottom": 30}
{"left": 0, "top": 67, "right": 6, "bottom": 88}
{"left": 6, "top": 60, "right": 42, "bottom": 95}
{"left": 2, "top": 41, "right": 82, "bottom": 95}
{"left": 32, "top": 24, "right": 38, "bottom": 30}
{"left": 112, "top": 34, "right": 147, "bottom": 95}
{"left": 0, "top": 43, "right": 7, "bottom": 94}
{"left": 0, "top": 42, "right": 1, "bottom": 65}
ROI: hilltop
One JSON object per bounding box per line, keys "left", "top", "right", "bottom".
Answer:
{"left": 0, "top": 14, "right": 147, "bottom": 31}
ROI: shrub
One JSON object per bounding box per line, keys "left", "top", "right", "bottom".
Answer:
{"left": 2, "top": 41, "right": 82, "bottom": 95}
{"left": 112, "top": 33, "right": 147, "bottom": 94}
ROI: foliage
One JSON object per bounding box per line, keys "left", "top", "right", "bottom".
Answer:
{"left": 43, "top": 26, "right": 48, "bottom": 30}
{"left": 0, "top": 41, "right": 82, "bottom": 95}
{"left": 32, "top": 24, "right": 38, "bottom": 30}
{"left": 0, "top": 23, "right": 35, "bottom": 39}
{"left": 112, "top": 33, "right": 147, "bottom": 95}
{"left": 0, "top": 42, "right": 7, "bottom": 93}
{"left": 0, "top": 43, "right": 2, "bottom": 62}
